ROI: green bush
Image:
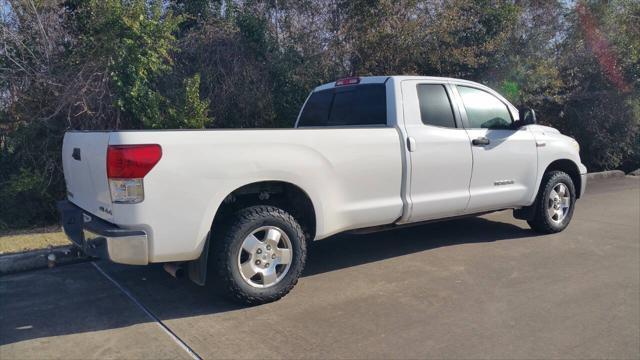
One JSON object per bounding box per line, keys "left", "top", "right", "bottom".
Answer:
{"left": 0, "top": 122, "right": 66, "bottom": 230}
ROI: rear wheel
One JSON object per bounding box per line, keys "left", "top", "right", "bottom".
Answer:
{"left": 527, "top": 171, "right": 576, "bottom": 233}
{"left": 212, "top": 205, "right": 307, "bottom": 305}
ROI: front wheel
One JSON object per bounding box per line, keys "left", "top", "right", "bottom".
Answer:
{"left": 212, "top": 205, "right": 307, "bottom": 305}
{"left": 527, "top": 171, "right": 576, "bottom": 234}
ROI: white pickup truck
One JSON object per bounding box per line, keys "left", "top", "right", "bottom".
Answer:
{"left": 58, "top": 76, "right": 586, "bottom": 304}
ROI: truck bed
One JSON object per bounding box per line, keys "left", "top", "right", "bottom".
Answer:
{"left": 62, "top": 128, "right": 404, "bottom": 262}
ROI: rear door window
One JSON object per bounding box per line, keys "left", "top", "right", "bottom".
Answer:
{"left": 298, "top": 84, "right": 387, "bottom": 127}
{"left": 416, "top": 84, "right": 456, "bottom": 128}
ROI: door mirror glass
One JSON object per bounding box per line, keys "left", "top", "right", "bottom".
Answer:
{"left": 518, "top": 108, "right": 537, "bottom": 126}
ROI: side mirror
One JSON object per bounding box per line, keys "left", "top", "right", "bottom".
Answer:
{"left": 518, "top": 108, "right": 537, "bottom": 126}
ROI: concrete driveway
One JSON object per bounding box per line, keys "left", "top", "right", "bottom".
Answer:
{"left": 1, "top": 177, "right": 639, "bottom": 359}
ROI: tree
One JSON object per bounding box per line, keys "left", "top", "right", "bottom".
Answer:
{"left": 0, "top": 0, "right": 638, "bottom": 229}
{"left": 552, "top": 1, "right": 639, "bottom": 171}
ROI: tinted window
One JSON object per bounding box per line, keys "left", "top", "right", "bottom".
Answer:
{"left": 417, "top": 84, "right": 456, "bottom": 128}
{"left": 298, "top": 84, "right": 387, "bottom": 127}
{"left": 457, "top": 86, "right": 512, "bottom": 129}
{"left": 297, "top": 90, "right": 332, "bottom": 127}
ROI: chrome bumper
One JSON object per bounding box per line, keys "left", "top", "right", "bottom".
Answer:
{"left": 57, "top": 201, "right": 148, "bottom": 265}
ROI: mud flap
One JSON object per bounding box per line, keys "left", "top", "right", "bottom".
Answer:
{"left": 187, "top": 233, "right": 209, "bottom": 286}
{"left": 514, "top": 203, "right": 536, "bottom": 221}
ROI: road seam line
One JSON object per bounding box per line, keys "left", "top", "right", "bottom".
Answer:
{"left": 91, "top": 261, "right": 202, "bottom": 360}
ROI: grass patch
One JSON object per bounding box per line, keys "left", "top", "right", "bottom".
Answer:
{"left": 0, "top": 228, "right": 71, "bottom": 254}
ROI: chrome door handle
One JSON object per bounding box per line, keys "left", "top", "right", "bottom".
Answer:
{"left": 472, "top": 137, "right": 490, "bottom": 146}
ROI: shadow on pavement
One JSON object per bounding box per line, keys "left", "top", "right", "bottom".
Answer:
{"left": 304, "top": 216, "right": 532, "bottom": 276}
{"left": 1, "top": 215, "right": 533, "bottom": 346}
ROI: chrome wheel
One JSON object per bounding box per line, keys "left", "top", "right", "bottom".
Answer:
{"left": 237, "top": 226, "right": 293, "bottom": 288}
{"left": 547, "top": 182, "right": 571, "bottom": 224}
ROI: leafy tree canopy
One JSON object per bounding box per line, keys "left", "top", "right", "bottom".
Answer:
{"left": 0, "top": 0, "right": 638, "bottom": 229}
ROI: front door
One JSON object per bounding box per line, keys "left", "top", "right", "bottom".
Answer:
{"left": 452, "top": 84, "right": 538, "bottom": 213}
{"left": 400, "top": 80, "right": 473, "bottom": 222}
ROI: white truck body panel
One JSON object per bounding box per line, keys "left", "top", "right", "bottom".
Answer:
{"left": 398, "top": 79, "right": 474, "bottom": 222}
{"left": 527, "top": 125, "right": 587, "bottom": 203}
{"left": 69, "top": 129, "right": 404, "bottom": 262}
{"left": 60, "top": 76, "right": 587, "bottom": 265}
{"left": 62, "top": 132, "right": 113, "bottom": 221}
{"left": 463, "top": 127, "right": 538, "bottom": 212}
{"left": 447, "top": 83, "right": 539, "bottom": 212}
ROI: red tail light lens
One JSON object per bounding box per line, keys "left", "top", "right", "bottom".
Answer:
{"left": 107, "top": 145, "right": 162, "bottom": 179}
{"left": 335, "top": 77, "right": 360, "bottom": 86}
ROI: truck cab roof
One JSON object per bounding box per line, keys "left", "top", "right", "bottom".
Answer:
{"left": 313, "top": 75, "right": 487, "bottom": 92}
{"left": 300, "top": 75, "right": 517, "bottom": 129}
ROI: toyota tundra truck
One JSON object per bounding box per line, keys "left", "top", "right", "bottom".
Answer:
{"left": 58, "top": 76, "right": 587, "bottom": 304}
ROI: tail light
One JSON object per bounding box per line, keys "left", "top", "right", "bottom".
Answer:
{"left": 107, "top": 144, "right": 162, "bottom": 204}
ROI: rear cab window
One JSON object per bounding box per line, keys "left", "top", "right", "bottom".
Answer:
{"left": 297, "top": 84, "right": 387, "bottom": 127}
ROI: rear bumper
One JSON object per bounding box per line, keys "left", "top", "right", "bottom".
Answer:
{"left": 57, "top": 200, "right": 148, "bottom": 265}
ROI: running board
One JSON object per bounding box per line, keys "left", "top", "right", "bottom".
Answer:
{"left": 347, "top": 210, "right": 508, "bottom": 235}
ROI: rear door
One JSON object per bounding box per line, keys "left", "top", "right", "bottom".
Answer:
{"left": 400, "top": 80, "right": 473, "bottom": 222}
{"left": 62, "top": 132, "right": 113, "bottom": 221}
{"left": 452, "top": 84, "right": 538, "bottom": 212}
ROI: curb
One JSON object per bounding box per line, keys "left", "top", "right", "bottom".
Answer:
{"left": 586, "top": 170, "right": 626, "bottom": 180}
{"left": 0, "top": 245, "right": 88, "bottom": 275}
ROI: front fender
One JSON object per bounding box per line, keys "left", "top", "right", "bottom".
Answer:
{"left": 529, "top": 127, "right": 585, "bottom": 204}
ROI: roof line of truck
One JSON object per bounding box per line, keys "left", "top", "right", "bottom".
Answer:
{"left": 65, "top": 127, "right": 394, "bottom": 133}
{"left": 312, "top": 75, "right": 491, "bottom": 92}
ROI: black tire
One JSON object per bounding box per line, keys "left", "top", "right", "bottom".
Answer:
{"left": 211, "top": 205, "right": 307, "bottom": 305}
{"left": 527, "top": 171, "right": 576, "bottom": 234}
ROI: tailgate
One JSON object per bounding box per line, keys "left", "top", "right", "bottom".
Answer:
{"left": 62, "top": 132, "right": 113, "bottom": 221}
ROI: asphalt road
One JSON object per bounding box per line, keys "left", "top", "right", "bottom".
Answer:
{"left": 1, "top": 177, "right": 639, "bottom": 359}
